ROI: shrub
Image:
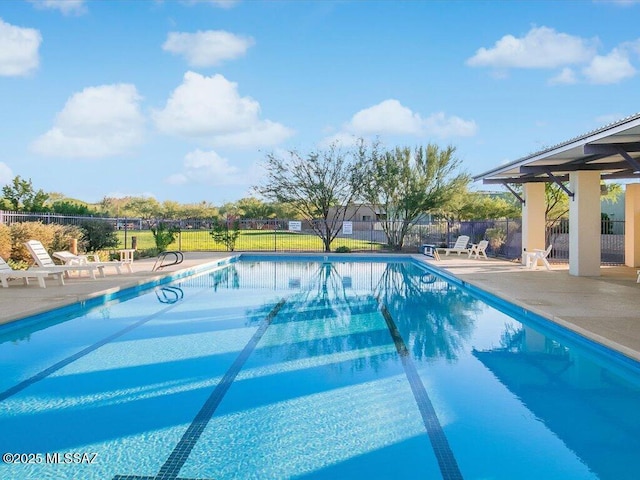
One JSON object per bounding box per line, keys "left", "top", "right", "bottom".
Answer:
{"left": 0, "top": 224, "right": 10, "bottom": 260}
{"left": 210, "top": 219, "right": 241, "bottom": 251}
{"left": 81, "top": 220, "right": 120, "bottom": 252}
{"left": 150, "top": 223, "right": 179, "bottom": 252}
{"left": 52, "top": 225, "right": 84, "bottom": 253}
{"left": 10, "top": 221, "right": 57, "bottom": 263}
{"left": 485, "top": 227, "right": 506, "bottom": 252}
{"left": 334, "top": 246, "right": 351, "bottom": 253}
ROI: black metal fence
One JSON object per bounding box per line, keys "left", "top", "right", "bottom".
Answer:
{"left": 0, "top": 210, "right": 626, "bottom": 264}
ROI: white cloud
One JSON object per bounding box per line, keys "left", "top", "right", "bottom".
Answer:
{"left": 153, "top": 71, "right": 293, "bottom": 148}
{"left": 162, "top": 30, "right": 254, "bottom": 67}
{"left": 31, "top": 84, "right": 145, "bottom": 158}
{"left": 582, "top": 48, "right": 636, "bottom": 84}
{"left": 28, "top": 0, "right": 87, "bottom": 15}
{"left": 348, "top": 100, "right": 423, "bottom": 136}
{"left": 467, "top": 26, "right": 597, "bottom": 69}
{"left": 0, "top": 18, "right": 41, "bottom": 76}
{"left": 423, "top": 112, "right": 478, "bottom": 137}
{"left": 0, "top": 162, "right": 14, "bottom": 185}
{"left": 340, "top": 99, "right": 477, "bottom": 138}
{"left": 548, "top": 67, "right": 578, "bottom": 85}
{"left": 165, "top": 149, "right": 244, "bottom": 186}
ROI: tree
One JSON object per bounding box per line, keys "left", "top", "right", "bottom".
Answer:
{"left": 80, "top": 220, "right": 120, "bottom": 252}
{"left": 182, "top": 201, "right": 219, "bottom": 219}
{"left": 439, "top": 190, "right": 520, "bottom": 221}
{"left": 125, "top": 196, "right": 162, "bottom": 219}
{"left": 255, "top": 142, "right": 368, "bottom": 252}
{"left": 210, "top": 218, "right": 241, "bottom": 251}
{"left": 150, "top": 222, "right": 179, "bottom": 252}
{"left": 2, "top": 176, "right": 50, "bottom": 212}
{"left": 363, "top": 144, "right": 470, "bottom": 250}
{"left": 51, "top": 200, "right": 95, "bottom": 216}
{"left": 544, "top": 181, "right": 622, "bottom": 229}
{"left": 236, "top": 197, "right": 276, "bottom": 219}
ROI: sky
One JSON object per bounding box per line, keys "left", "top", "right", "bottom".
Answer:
{"left": 1, "top": 0, "right": 640, "bottom": 206}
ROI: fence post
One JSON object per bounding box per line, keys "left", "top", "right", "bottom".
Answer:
{"left": 124, "top": 218, "right": 128, "bottom": 249}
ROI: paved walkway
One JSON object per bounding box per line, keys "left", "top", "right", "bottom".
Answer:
{"left": 1, "top": 252, "right": 639, "bottom": 362}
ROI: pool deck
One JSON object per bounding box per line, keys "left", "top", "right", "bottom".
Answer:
{"left": 1, "top": 251, "right": 639, "bottom": 362}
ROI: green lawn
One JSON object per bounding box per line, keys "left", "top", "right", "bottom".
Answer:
{"left": 115, "top": 229, "right": 383, "bottom": 252}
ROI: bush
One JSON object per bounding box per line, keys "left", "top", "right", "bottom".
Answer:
{"left": 6, "top": 222, "right": 83, "bottom": 263}
{"left": 334, "top": 246, "right": 351, "bottom": 253}
{"left": 485, "top": 227, "right": 506, "bottom": 251}
{"left": 150, "top": 223, "right": 179, "bottom": 252}
{"left": 210, "top": 219, "right": 241, "bottom": 251}
{"left": 81, "top": 220, "right": 120, "bottom": 252}
{"left": 0, "top": 224, "right": 10, "bottom": 260}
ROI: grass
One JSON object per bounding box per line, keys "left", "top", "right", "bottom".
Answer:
{"left": 115, "top": 230, "right": 384, "bottom": 252}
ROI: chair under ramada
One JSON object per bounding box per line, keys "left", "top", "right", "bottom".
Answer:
{"left": 0, "top": 256, "right": 65, "bottom": 288}
{"left": 468, "top": 240, "right": 489, "bottom": 260}
{"left": 437, "top": 235, "right": 470, "bottom": 256}
{"left": 24, "top": 240, "right": 105, "bottom": 279}
{"left": 523, "top": 244, "right": 553, "bottom": 270}
{"left": 53, "top": 251, "right": 132, "bottom": 275}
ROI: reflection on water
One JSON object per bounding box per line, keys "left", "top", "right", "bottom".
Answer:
{"left": 155, "top": 286, "right": 184, "bottom": 304}
{"left": 211, "top": 259, "right": 640, "bottom": 479}
{"left": 374, "top": 262, "right": 479, "bottom": 362}
{"left": 474, "top": 322, "right": 640, "bottom": 480}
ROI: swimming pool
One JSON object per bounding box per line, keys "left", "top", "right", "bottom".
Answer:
{"left": 1, "top": 255, "right": 639, "bottom": 479}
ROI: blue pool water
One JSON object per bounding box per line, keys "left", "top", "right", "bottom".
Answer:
{"left": 1, "top": 256, "right": 640, "bottom": 479}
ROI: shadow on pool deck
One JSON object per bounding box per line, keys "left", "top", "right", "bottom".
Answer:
{"left": 1, "top": 251, "right": 639, "bottom": 362}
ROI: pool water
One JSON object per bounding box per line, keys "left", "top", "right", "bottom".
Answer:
{"left": 1, "top": 257, "right": 639, "bottom": 479}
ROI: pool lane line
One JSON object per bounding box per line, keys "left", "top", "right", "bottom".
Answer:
{"left": 0, "top": 302, "right": 183, "bottom": 403}
{"left": 0, "top": 283, "right": 214, "bottom": 403}
{"left": 116, "top": 298, "right": 286, "bottom": 480}
{"left": 378, "top": 302, "right": 464, "bottom": 480}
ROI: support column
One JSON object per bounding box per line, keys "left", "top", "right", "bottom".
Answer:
{"left": 521, "top": 183, "right": 546, "bottom": 265}
{"left": 569, "top": 171, "right": 601, "bottom": 276}
{"left": 624, "top": 183, "right": 640, "bottom": 267}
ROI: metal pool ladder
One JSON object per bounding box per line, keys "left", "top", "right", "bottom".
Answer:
{"left": 152, "top": 250, "right": 184, "bottom": 271}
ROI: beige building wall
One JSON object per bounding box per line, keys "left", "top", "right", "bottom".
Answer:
{"left": 569, "top": 171, "right": 601, "bottom": 276}
{"left": 625, "top": 183, "right": 640, "bottom": 267}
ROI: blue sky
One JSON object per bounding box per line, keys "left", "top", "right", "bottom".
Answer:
{"left": 1, "top": 0, "right": 640, "bottom": 205}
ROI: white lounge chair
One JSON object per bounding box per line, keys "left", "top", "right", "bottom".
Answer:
{"left": 24, "top": 240, "right": 105, "bottom": 279}
{"left": 53, "top": 251, "right": 132, "bottom": 274}
{"left": 523, "top": 244, "right": 553, "bottom": 270}
{"left": 468, "top": 240, "right": 489, "bottom": 259}
{"left": 0, "top": 256, "right": 65, "bottom": 288}
{"left": 437, "top": 235, "right": 470, "bottom": 256}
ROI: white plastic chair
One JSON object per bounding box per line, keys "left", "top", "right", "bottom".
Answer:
{"left": 24, "top": 240, "right": 105, "bottom": 279}
{"left": 0, "top": 256, "right": 65, "bottom": 288}
{"left": 437, "top": 235, "right": 470, "bottom": 256}
{"left": 523, "top": 244, "right": 553, "bottom": 270}
{"left": 53, "top": 251, "right": 132, "bottom": 274}
{"left": 468, "top": 240, "right": 489, "bottom": 259}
